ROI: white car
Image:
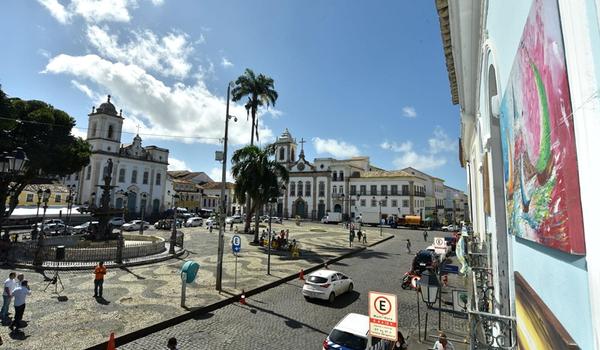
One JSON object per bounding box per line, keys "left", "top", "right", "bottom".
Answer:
{"left": 71, "top": 221, "right": 99, "bottom": 234}
{"left": 122, "top": 220, "right": 150, "bottom": 231}
{"left": 184, "top": 217, "right": 203, "bottom": 227}
{"left": 261, "top": 216, "right": 282, "bottom": 224}
{"left": 442, "top": 224, "right": 458, "bottom": 232}
{"left": 225, "top": 215, "right": 243, "bottom": 224}
{"left": 43, "top": 223, "right": 67, "bottom": 235}
{"left": 109, "top": 217, "right": 125, "bottom": 227}
{"left": 302, "top": 270, "right": 353, "bottom": 303}
{"left": 205, "top": 217, "right": 220, "bottom": 228}
{"left": 322, "top": 313, "right": 405, "bottom": 350}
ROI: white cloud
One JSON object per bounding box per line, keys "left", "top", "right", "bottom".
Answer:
{"left": 208, "top": 167, "right": 234, "bottom": 183}
{"left": 168, "top": 157, "right": 188, "bottom": 171}
{"left": 220, "top": 57, "right": 233, "bottom": 68}
{"left": 71, "top": 127, "right": 87, "bottom": 139}
{"left": 380, "top": 126, "right": 456, "bottom": 171}
{"left": 37, "top": 0, "right": 72, "bottom": 24}
{"left": 44, "top": 54, "right": 273, "bottom": 146}
{"left": 402, "top": 106, "right": 417, "bottom": 118}
{"left": 313, "top": 138, "right": 360, "bottom": 158}
{"left": 428, "top": 126, "right": 457, "bottom": 153}
{"left": 86, "top": 25, "right": 193, "bottom": 78}
{"left": 38, "top": 0, "right": 164, "bottom": 24}
{"left": 70, "top": 80, "right": 94, "bottom": 98}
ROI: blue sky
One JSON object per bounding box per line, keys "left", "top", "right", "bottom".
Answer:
{"left": 0, "top": 0, "right": 465, "bottom": 190}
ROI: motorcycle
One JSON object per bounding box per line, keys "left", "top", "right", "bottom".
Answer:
{"left": 401, "top": 270, "right": 421, "bottom": 290}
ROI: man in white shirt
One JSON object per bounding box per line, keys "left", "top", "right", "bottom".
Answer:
{"left": 1, "top": 272, "right": 16, "bottom": 323}
{"left": 10, "top": 280, "right": 31, "bottom": 333}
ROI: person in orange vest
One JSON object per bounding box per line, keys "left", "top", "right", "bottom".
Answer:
{"left": 93, "top": 261, "right": 107, "bottom": 298}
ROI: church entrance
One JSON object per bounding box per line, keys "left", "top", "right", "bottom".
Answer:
{"left": 277, "top": 202, "right": 283, "bottom": 218}
{"left": 127, "top": 192, "right": 137, "bottom": 214}
{"left": 334, "top": 204, "right": 342, "bottom": 213}
{"left": 294, "top": 199, "right": 307, "bottom": 218}
{"left": 317, "top": 201, "right": 325, "bottom": 220}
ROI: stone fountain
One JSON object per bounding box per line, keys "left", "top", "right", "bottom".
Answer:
{"left": 90, "top": 159, "right": 122, "bottom": 241}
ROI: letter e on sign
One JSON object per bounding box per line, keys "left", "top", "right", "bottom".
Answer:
{"left": 368, "top": 291, "right": 397, "bottom": 341}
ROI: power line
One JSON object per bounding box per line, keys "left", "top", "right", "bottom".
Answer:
{"left": 0, "top": 116, "right": 223, "bottom": 141}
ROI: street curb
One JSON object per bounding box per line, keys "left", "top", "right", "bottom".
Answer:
{"left": 86, "top": 234, "right": 395, "bottom": 349}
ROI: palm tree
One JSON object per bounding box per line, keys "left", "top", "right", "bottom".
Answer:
{"left": 231, "top": 144, "right": 289, "bottom": 243}
{"left": 231, "top": 68, "right": 278, "bottom": 146}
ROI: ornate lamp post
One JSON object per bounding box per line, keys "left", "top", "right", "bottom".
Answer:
{"left": 168, "top": 191, "right": 180, "bottom": 254}
{"left": 66, "top": 184, "right": 76, "bottom": 226}
{"left": 0, "top": 148, "right": 29, "bottom": 232}
{"left": 139, "top": 192, "right": 147, "bottom": 235}
{"left": 36, "top": 189, "right": 43, "bottom": 219}
{"left": 418, "top": 270, "right": 441, "bottom": 340}
{"left": 33, "top": 188, "right": 51, "bottom": 266}
{"left": 115, "top": 189, "right": 129, "bottom": 264}
{"left": 373, "top": 195, "right": 388, "bottom": 237}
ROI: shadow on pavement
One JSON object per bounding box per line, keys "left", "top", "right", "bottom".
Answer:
{"left": 119, "top": 266, "right": 146, "bottom": 280}
{"left": 235, "top": 303, "right": 328, "bottom": 336}
{"left": 95, "top": 296, "right": 110, "bottom": 305}
{"left": 308, "top": 290, "right": 361, "bottom": 309}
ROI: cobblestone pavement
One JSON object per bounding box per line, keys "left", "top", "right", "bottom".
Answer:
{"left": 123, "top": 228, "right": 470, "bottom": 350}
{"left": 0, "top": 221, "right": 393, "bottom": 349}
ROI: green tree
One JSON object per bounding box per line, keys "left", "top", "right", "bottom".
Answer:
{"left": 231, "top": 69, "right": 278, "bottom": 233}
{"left": 0, "top": 87, "right": 91, "bottom": 227}
{"left": 231, "top": 144, "right": 289, "bottom": 243}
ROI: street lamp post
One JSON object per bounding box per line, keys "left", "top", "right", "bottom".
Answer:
{"left": 418, "top": 270, "right": 441, "bottom": 340}
{"left": 66, "top": 184, "right": 76, "bottom": 227}
{"left": 169, "top": 191, "right": 180, "bottom": 254}
{"left": 0, "top": 148, "right": 29, "bottom": 232}
{"left": 373, "top": 195, "right": 387, "bottom": 237}
{"left": 216, "top": 81, "right": 237, "bottom": 292}
{"left": 115, "top": 189, "right": 129, "bottom": 264}
{"left": 33, "top": 188, "right": 51, "bottom": 266}
{"left": 35, "top": 189, "right": 43, "bottom": 221}
{"left": 267, "top": 197, "right": 278, "bottom": 275}
{"left": 139, "top": 193, "right": 147, "bottom": 235}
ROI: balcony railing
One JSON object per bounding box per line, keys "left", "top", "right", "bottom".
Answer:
{"left": 467, "top": 236, "right": 517, "bottom": 350}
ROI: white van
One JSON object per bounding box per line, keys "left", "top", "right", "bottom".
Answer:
{"left": 322, "top": 313, "right": 407, "bottom": 350}
{"left": 185, "top": 217, "right": 203, "bottom": 227}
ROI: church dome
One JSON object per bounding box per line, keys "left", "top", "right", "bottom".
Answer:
{"left": 276, "top": 128, "right": 294, "bottom": 143}
{"left": 96, "top": 95, "right": 118, "bottom": 116}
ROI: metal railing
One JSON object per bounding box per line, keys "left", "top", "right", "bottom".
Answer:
{"left": 467, "top": 236, "right": 517, "bottom": 350}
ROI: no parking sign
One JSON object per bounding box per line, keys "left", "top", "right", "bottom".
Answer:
{"left": 368, "top": 291, "right": 398, "bottom": 341}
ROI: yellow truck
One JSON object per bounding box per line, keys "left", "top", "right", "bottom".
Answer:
{"left": 404, "top": 215, "right": 422, "bottom": 228}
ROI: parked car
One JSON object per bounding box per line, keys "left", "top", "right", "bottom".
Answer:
{"left": 184, "top": 217, "right": 203, "bottom": 227}
{"left": 441, "top": 224, "right": 458, "bottom": 232}
{"left": 154, "top": 219, "right": 183, "bottom": 230}
{"left": 225, "top": 215, "right": 243, "bottom": 224}
{"left": 121, "top": 220, "right": 150, "bottom": 231}
{"left": 43, "top": 223, "right": 68, "bottom": 235}
{"left": 412, "top": 249, "right": 440, "bottom": 274}
{"left": 205, "top": 217, "right": 220, "bottom": 228}
{"left": 261, "top": 216, "right": 282, "bottom": 224}
{"left": 109, "top": 217, "right": 125, "bottom": 227}
{"left": 32, "top": 218, "right": 64, "bottom": 229}
{"left": 302, "top": 270, "right": 353, "bottom": 303}
{"left": 71, "top": 221, "right": 99, "bottom": 234}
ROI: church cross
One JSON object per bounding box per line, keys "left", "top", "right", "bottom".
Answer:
{"left": 299, "top": 137, "right": 306, "bottom": 152}
{"left": 136, "top": 124, "right": 141, "bottom": 135}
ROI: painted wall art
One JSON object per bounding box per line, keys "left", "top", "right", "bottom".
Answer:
{"left": 500, "top": 0, "right": 585, "bottom": 254}
{"left": 515, "top": 272, "right": 578, "bottom": 349}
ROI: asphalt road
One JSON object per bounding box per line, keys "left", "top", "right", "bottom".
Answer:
{"left": 121, "top": 227, "right": 464, "bottom": 349}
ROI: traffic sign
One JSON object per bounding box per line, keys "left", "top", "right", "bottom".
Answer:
{"left": 441, "top": 264, "right": 459, "bottom": 274}
{"left": 368, "top": 291, "right": 397, "bottom": 341}
{"left": 434, "top": 237, "right": 446, "bottom": 248}
{"left": 232, "top": 235, "right": 241, "bottom": 253}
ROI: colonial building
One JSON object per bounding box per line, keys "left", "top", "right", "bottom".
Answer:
{"left": 437, "top": 0, "right": 600, "bottom": 348}
{"left": 272, "top": 129, "right": 466, "bottom": 223}
{"left": 63, "top": 96, "right": 169, "bottom": 216}
{"left": 167, "top": 170, "right": 213, "bottom": 212}
{"left": 198, "top": 182, "right": 239, "bottom": 216}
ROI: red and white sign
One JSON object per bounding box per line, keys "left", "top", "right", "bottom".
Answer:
{"left": 368, "top": 291, "right": 397, "bottom": 341}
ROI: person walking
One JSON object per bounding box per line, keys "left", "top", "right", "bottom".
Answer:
{"left": 349, "top": 228, "right": 355, "bottom": 247}
{"left": 357, "top": 230, "right": 363, "bottom": 243}
{"left": 1, "top": 272, "right": 16, "bottom": 324}
{"left": 209, "top": 221, "right": 213, "bottom": 233}
{"left": 423, "top": 230, "right": 429, "bottom": 241}
{"left": 167, "top": 337, "right": 179, "bottom": 349}
{"left": 406, "top": 239, "right": 412, "bottom": 254}
{"left": 94, "top": 261, "right": 107, "bottom": 298}
{"left": 362, "top": 230, "right": 367, "bottom": 244}
{"left": 10, "top": 280, "right": 30, "bottom": 333}
{"left": 433, "top": 332, "right": 455, "bottom": 350}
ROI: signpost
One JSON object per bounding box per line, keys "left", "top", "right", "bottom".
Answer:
{"left": 368, "top": 291, "right": 398, "bottom": 341}
{"left": 433, "top": 237, "right": 448, "bottom": 255}
{"left": 232, "top": 235, "right": 241, "bottom": 289}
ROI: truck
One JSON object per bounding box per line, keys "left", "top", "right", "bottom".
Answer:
{"left": 321, "top": 212, "right": 343, "bottom": 224}
{"left": 355, "top": 212, "right": 381, "bottom": 226}
{"left": 404, "top": 215, "right": 422, "bottom": 229}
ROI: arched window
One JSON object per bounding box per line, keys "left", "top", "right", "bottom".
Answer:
{"left": 290, "top": 182, "right": 296, "bottom": 196}
{"left": 279, "top": 147, "right": 285, "bottom": 160}
{"left": 152, "top": 199, "right": 160, "bottom": 214}
{"left": 297, "top": 181, "right": 303, "bottom": 196}
{"left": 305, "top": 181, "right": 311, "bottom": 197}
{"left": 332, "top": 171, "right": 338, "bottom": 181}
{"left": 131, "top": 170, "right": 138, "bottom": 183}
{"left": 107, "top": 124, "right": 114, "bottom": 139}
{"left": 91, "top": 122, "right": 97, "bottom": 137}
{"left": 119, "top": 168, "right": 126, "bottom": 183}
{"left": 291, "top": 148, "right": 295, "bottom": 161}
{"left": 86, "top": 166, "right": 92, "bottom": 180}
{"left": 116, "top": 197, "right": 123, "bottom": 209}
{"left": 332, "top": 185, "right": 337, "bottom": 194}
{"left": 339, "top": 172, "right": 344, "bottom": 181}
{"left": 339, "top": 186, "right": 343, "bottom": 194}
{"left": 155, "top": 173, "right": 162, "bottom": 185}
{"left": 318, "top": 181, "right": 325, "bottom": 197}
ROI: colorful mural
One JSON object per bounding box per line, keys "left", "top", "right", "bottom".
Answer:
{"left": 500, "top": 0, "right": 585, "bottom": 254}
{"left": 515, "top": 272, "right": 578, "bottom": 349}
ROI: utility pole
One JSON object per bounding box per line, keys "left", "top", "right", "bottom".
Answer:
{"left": 216, "top": 82, "right": 236, "bottom": 292}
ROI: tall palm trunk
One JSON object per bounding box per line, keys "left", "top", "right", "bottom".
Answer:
{"left": 245, "top": 104, "right": 257, "bottom": 239}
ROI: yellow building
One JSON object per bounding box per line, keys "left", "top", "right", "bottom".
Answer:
{"left": 7, "top": 183, "right": 71, "bottom": 207}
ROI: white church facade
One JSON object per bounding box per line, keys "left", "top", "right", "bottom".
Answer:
{"left": 63, "top": 96, "right": 169, "bottom": 215}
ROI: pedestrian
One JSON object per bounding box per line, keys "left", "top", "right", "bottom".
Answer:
{"left": 167, "top": 337, "right": 178, "bottom": 349}
{"left": 406, "top": 239, "right": 412, "bottom": 254}
{"left": 349, "top": 228, "right": 355, "bottom": 247}
{"left": 357, "top": 230, "right": 363, "bottom": 243}
{"left": 1, "top": 272, "right": 16, "bottom": 324}
{"left": 10, "top": 280, "right": 30, "bottom": 333}
{"left": 94, "top": 261, "right": 107, "bottom": 298}
{"left": 433, "top": 332, "right": 455, "bottom": 350}
{"left": 209, "top": 221, "right": 213, "bottom": 233}
{"left": 16, "top": 273, "right": 24, "bottom": 287}
{"left": 230, "top": 221, "right": 234, "bottom": 231}
{"left": 362, "top": 230, "right": 367, "bottom": 244}
{"left": 423, "top": 230, "right": 429, "bottom": 241}
{"left": 285, "top": 229, "right": 289, "bottom": 241}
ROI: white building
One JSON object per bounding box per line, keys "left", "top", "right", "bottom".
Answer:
{"left": 64, "top": 95, "right": 169, "bottom": 216}
{"left": 272, "top": 129, "right": 466, "bottom": 222}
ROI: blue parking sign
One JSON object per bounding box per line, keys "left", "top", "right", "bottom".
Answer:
{"left": 232, "top": 235, "right": 241, "bottom": 253}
